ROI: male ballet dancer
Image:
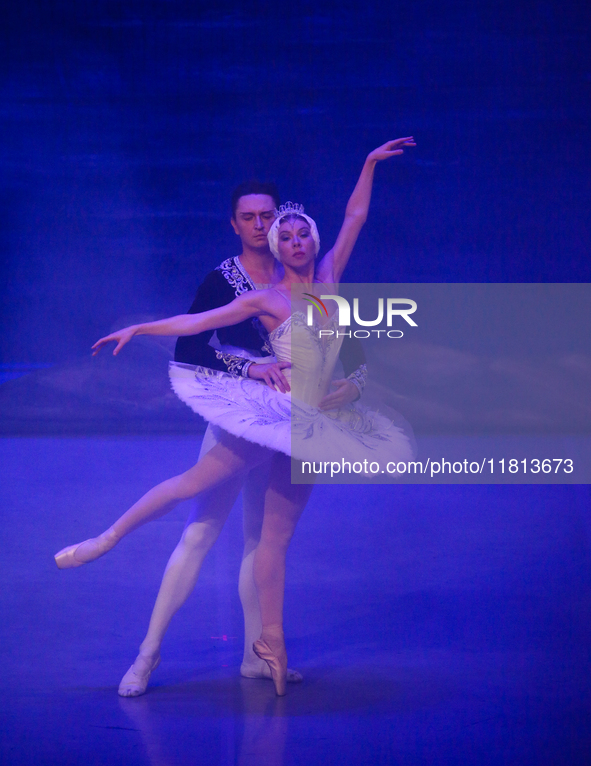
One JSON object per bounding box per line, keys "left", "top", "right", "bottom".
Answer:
{"left": 118, "top": 182, "right": 366, "bottom": 695}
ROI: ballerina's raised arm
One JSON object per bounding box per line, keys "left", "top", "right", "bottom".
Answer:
{"left": 315, "top": 137, "right": 415, "bottom": 285}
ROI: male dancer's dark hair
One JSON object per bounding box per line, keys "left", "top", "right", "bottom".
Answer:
{"left": 231, "top": 181, "right": 280, "bottom": 216}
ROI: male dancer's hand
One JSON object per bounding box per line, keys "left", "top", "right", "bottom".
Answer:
{"left": 248, "top": 361, "right": 291, "bottom": 393}
{"left": 318, "top": 379, "right": 359, "bottom": 410}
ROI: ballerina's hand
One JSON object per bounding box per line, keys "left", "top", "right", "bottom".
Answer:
{"left": 367, "top": 137, "right": 416, "bottom": 163}
{"left": 248, "top": 360, "right": 292, "bottom": 393}
{"left": 319, "top": 379, "right": 359, "bottom": 410}
{"left": 92, "top": 326, "right": 138, "bottom": 356}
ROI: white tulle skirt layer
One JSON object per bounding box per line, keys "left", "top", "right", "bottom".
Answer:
{"left": 169, "top": 362, "right": 414, "bottom": 465}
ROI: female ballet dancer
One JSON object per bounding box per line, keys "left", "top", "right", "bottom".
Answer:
{"left": 55, "top": 137, "right": 416, "bottom": 694}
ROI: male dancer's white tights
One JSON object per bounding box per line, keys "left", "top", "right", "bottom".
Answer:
{"left": 130, "top": 425, "right": 273, "bottom": 678}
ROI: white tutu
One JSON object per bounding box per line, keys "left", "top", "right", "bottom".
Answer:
{"left": 169, "top": 313, "right": 414, "bottom": 465}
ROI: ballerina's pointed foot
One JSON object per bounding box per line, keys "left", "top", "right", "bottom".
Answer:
{"left": 54, "top": 527, "right": 120, "bottom": 569}
{"left": 118, "top": 654, "right": 161, "bottom": 697}
{"left": 253, "top": 636, "right": 288, "bottom": 696}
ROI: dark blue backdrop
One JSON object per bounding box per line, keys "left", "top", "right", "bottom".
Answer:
{"left": 3, "top": 0, "right": 590, "bottom": 365}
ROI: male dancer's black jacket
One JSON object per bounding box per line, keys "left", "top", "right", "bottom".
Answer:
{"left": 174, "top": 256, "right": 365, "bottom": 380}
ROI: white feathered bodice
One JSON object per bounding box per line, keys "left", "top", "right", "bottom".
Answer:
{"left": 268, "top": 311, "right": 343, "bottom": 407}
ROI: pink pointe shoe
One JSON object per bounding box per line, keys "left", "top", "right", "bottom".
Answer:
{"left": 253, "top": 638, "right": 288, "bottom": 696}
{"left": 54, "top": 528, "right": 120, "bottom": 569}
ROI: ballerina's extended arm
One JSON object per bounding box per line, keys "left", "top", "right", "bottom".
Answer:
{"left": 92, "top": 291, "right": 272, "bottom": 357}
{"left": 315, "top": 137, "right": 416, "bottom": 285}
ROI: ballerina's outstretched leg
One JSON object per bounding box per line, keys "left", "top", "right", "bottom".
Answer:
{"left": 252, "top": 453, "right": 313, "bottom": 695}
{"left": 54, "top": 432, "right": 272, "bottom": 569}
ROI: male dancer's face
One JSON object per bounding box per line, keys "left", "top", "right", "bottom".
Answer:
{"left": 231, "top": 194, "right": 276, "bottom": 251}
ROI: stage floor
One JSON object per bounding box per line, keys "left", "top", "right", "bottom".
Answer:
{"left": 1, "top": 436, "right": 590, "bottom": 765}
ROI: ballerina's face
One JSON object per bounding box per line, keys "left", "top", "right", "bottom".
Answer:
{"left": 276, "top": 216, "right": 316, "bottom": 267}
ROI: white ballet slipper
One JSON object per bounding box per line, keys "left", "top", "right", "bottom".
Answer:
{"left": 240, "top": 662, "right": 303, "bottom": 683}
{"left": 118, "top": 655, "right": 161, "bottom": 698}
